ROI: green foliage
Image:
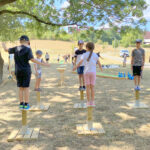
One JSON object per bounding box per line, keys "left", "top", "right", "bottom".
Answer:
{"left": 0, "top": 0, "right": 147, "bottom": 41}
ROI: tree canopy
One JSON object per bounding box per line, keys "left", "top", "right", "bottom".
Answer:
{"left": 0, "top": 0, "right": 148, "bottom": 41}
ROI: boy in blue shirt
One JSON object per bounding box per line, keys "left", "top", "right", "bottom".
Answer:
{"left": 2, "top": 35, "right": 50, "bottom": 110}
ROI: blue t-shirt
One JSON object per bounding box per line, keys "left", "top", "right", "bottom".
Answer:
{"left": 9, "top": 45, "right": 33, "bottom": 73}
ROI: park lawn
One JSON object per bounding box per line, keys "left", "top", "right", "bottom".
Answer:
{"left": 0, "top": 61, "right": 150, "bottom": 150}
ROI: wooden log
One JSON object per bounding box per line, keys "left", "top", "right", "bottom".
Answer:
{"left": 80, "top": 90, "right": 84, "bottom": 100}
{"left": 135, "top": 90, "right": 139, "bottom": 100}
{"left": 22, "top": 110, "right": 27, "bottom": 126}
{"left": 87, "top": 107, "right": 93, "bottom": 130}
{"left": 36, "top": 91, "right": 41, "bottom": 104}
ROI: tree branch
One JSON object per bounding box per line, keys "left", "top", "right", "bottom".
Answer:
{"left": 0, "top": 9, "right": 76, "bottom": 26}
{"left": 0, "top": 0, "right": 16, "bottom": 7}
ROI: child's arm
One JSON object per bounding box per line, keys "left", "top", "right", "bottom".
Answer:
{"left": 2, "top": 43, "right": 9, "bottom": 52}
{"left": 131, "top": 54, "right": 134, "bottom": 71}
{"left": 34, "top": 63, "right": 38, "bottom": 76}
{"left": 74, "top": 57, "right": 77, "bottom": 66}
{"left": 31, "top": 58, "right": 50, "bottom": 67}
{"left": 97, "top": 60, "right": 103, "bottom": 71}
{"left": 73, "top": 60, "right": 83, "bottom": 71}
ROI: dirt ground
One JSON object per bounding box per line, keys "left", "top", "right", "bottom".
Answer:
{"left": 0, "top": 40, "right": 150, "bottom": 150}
{"left": 0, "top": 61, "right": 150, "bottom": 150}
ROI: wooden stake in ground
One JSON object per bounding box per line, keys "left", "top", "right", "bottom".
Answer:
{"left": 74, "top": 90, "right": 87, "bottom": 109}
{"left": 127, "top": 89, "right": 149, "bottom": 108}
{"left": 76, "top": 105, "right": 105, "bottom": 135}
{"left": 30, "top": 91, "right": 50, "bottom": 111}
{"left": 7, "top": 110, "right": 40, "bottom": 142}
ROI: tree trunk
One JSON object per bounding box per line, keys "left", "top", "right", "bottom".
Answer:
{"left": 0, "top": 52, "right": 4, "bottom": 84}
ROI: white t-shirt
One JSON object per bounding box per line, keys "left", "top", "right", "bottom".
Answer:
{"left": 81, "top": 52, "right": 99, "bottom": 74}
{"left": 34, "top": 58, "right": 42, "bottom": 73}
{"left": 45, "top": 54, "right": 49, "bottom": 59}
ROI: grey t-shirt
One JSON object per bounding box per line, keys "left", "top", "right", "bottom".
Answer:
{"left": 132, "top": 48, "right": 145, "bottom": 66}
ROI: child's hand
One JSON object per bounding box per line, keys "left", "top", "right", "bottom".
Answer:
{"left": 44, "top": 63, "right": 50, "bottom": 67}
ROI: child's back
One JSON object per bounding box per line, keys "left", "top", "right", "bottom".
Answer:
{"left": 82, "top": 52, "right": 99, "bottom": 74}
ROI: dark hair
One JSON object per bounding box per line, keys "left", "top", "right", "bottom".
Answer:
{"left": 86, "top": 42, "right": 95, "bottom": 61}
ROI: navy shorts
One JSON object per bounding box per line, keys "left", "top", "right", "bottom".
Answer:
{"left": 133, "top": 66, "right": 142, "bottom": 76}
{"left": 15, "top": 71, "right": 31, "bottom": 88}
{"left": 77, "top": 66, "right": 84, "bottom": 75}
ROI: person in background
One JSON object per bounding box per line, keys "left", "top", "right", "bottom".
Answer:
{"left": 45, "top": 52, "right": 50, "bottom": 63}
{"left": 57, "top": 54, "right": 60, "bottom": 63}
{"left": 123, "top": 53, "right": 127, "bottom": 67}
{"left": 74, "top": 40, "right": 86, "bottom": 91}
{"left": 131, "top": 39, "right": 145, "bottom": 90}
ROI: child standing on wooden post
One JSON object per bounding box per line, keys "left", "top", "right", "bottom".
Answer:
{"left": 74, "top": 40, "right": 86, "bottom": 91}
{"left": 73, "top": 42, "right": 103, "bottom": 106}
{"left": 34, "top": 50, "right": 47, "bottom": 91}
{"left": 131, "top": 39, "right": 145, "bottom": 90}
{"left": 2, "top": 35, "right": 50, "bottom": 110}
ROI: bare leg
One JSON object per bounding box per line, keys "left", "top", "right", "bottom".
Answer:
{"left": 134, "top": 76, "right": 138, "bottom": 86}
{"left": 82, "top": 74, "right": 85, "bottom": 86}
{"left": 19, "top": 87, "right": 24, "bottom": 103}
{"left": 24, "top": 88, "right": 29, "bottom": 103}
{"left": 35, "top": 78, "right": 38, "bottom": 89}
{"left": 137, "top": 76, "right": 141, "bottom": 86}
{"left": 86, "top": 85, "right": 90, "bottom": 102}
{"left": 37, "top": 78, "right": 41, "bottom": 89}
{"left": 90, "top": 85, "right": 95, "bottom": 101}
{"left": 79, "top": 75, "right": 82, "bottom": 86}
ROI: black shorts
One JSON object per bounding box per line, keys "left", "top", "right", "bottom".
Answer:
{"left": 46, "top": 58, "right": 49, "bottom": 61}
{"left": 133, "top": 66, "right": 142, "bottom": 76}
{"left": 15, "top": 71, "right": 31, "bottom": 87}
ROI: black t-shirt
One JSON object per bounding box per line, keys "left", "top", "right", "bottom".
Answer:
{"left": 9, "top": 45, "right": 33, "bottom": 73}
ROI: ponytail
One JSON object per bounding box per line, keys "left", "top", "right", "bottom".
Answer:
{"left": 86, "top": 42, "right": 95, "bottom": 62}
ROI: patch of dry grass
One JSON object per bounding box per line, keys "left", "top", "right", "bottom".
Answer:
{"left": 0, "top": 60, "right": 150, "bottom": 150}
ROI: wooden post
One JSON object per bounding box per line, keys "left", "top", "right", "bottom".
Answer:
{"left": 21, "top": 110, "right": 29, "bottom": 135}
{"left": 87, "top": 107, "right": 93, "bottom": 130}
{"left": 22, "top": 110, "right": 27, "bottom": 126}
{"left": 80, "top": 90, "right": 84, "bottom": 106}
{"left": 135, "top": 90, "right": 140, "bottom": 106}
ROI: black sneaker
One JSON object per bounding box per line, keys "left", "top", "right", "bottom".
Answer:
{"left": 79, "top": 86, "right": 82, "bottom": 91}
{"left": 83, "top": 86, "right": 86, "bottom": 91}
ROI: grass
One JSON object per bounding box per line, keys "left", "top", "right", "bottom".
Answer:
{"left": 0, "top": 40, "right": 150, "bottom": 150}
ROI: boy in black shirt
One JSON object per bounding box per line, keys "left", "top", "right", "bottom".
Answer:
{"left": 2, "top": 35, "right": 50, "bottom": 110}
{"left": 74, "top": 40, "right": 86, "bottom": 90}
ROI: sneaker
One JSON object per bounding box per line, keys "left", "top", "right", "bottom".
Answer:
{"left": 24, "top": 104, "right": 30, "bottom": 110}
{"left": 134, "top": 86, "right": 138, "bottom": 91}
{"left": 82, "top": 86, "right": 86, "bottom": 91}
{"left": 79, "top": 86, "right": 82, "bottom": 91}
{"left": 87, "top": 101, "right": 91, "bottom": 107}
{"left": 91, "top": 101, "right": 96, "bottom": 107}
{"left": 37, "top": 88, "right": 42, "bottom": 92}
{"left": 19, "top": 103, "right": 24, "bottom": 110}
{"left": 137, "top": 86, "right": 141, "bottom": 91}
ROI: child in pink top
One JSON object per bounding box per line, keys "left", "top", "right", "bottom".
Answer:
{"left": 73, "top": 42, "right": 102, "bottom": 107}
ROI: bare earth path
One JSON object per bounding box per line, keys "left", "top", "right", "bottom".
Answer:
{"left": 0, "top": 64, "right": 150, "bottom": 150}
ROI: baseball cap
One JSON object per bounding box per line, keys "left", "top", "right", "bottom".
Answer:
{"left": 19, "top": 35, "right": 29, "bottom": 41}
{"left": 78, "top": 40, "right": 84, "bottom": 45}
{"left": 135, "top": 39, "right": 142, "bottom": 43}
{"left": 36, "top": 50, "right": 43, "bottom": 55}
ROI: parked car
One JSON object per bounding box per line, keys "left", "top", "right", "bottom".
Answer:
{"left": 120, "top": 50, "right": 129, "bottom": 57}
